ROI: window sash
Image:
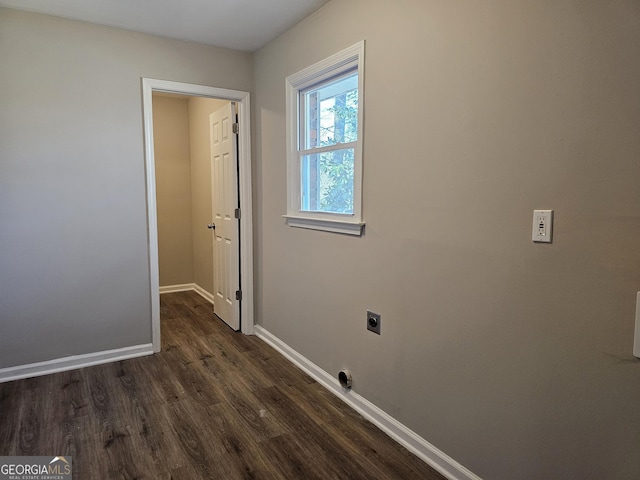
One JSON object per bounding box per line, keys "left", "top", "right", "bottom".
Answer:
{"left": 300, "top": 146, "right": 355, "bottom": 214}
{"left": 298, "top": 141, "right": 358, "bottom": 157}
{"left": 299, "top": 69, "right": 358, "bottom": 151}
{"left": 284, "top": 41, "right": 365, "bottom": 236}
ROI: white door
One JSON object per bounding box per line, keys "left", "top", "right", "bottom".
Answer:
{"left": 210, "top": 103, "right": 240, "bottom": 330}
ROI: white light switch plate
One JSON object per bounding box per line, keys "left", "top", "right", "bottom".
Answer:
{"left": 532, "top": 210, "right": 553, "bottom": 243}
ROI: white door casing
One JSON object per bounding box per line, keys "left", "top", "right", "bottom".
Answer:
{"left": 210, "top": 103, "right": 240, "bottom": 330}
{"left": 142, "top": 78, "right": 254, "bottom": 352}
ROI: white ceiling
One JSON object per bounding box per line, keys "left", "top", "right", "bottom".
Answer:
{"left": 0, "top": 0, "right": 330, "bottom": 52}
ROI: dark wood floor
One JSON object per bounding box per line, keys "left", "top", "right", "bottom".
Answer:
{"left": 0, "top": 291, "right": 446, "bottom": 479}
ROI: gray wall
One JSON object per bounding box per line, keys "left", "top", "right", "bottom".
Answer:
{"left": 0, "top": 8, "right": 252, "bottom": 367}
{"left": 253, "top": 1, "right": 640, "bottom": 479}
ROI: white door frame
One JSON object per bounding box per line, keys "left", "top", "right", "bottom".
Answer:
{"left": 141, "top": 78, "right": 254, "bottom": 352}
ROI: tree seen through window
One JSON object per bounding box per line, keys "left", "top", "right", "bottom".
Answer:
{"left": 301, "top": 72, "right": 358, "bottom": 214}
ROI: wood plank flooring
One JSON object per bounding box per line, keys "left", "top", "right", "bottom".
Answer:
{"left": 0, "top": 291, "right": 446, "bottom": 479}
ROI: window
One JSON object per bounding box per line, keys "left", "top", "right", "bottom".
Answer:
{"left": 284, "top": 41, "right": 365, "bottom": 235}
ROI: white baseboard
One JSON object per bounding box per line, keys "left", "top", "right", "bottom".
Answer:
{"left": 254, "top": 325, "right": 482, "bottom": 480}
{"left": 160, "top": 283, "right": 216, "bottom": 305}
{"left": 193, "top": 284, "right": 216, "bottom": 305}
{"left": 0, "top": 343, "right": 154, "bottom": 383}
{"left": 159, "top": 283, "right": 195, "bottom": 294}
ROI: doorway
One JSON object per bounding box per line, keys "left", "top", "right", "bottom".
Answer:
{"left": 142, "top": 78, "right": 254, "bottom": 352}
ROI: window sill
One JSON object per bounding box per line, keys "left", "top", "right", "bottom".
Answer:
{"left": 283, "top": 215, "right": 365, "bottom": 236}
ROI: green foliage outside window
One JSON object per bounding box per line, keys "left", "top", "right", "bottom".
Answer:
{"left": 318, "top": 89, "right": 357, "bottom": 214}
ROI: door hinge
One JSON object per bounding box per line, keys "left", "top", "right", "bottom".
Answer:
{"left": 232, "top": 123, "right": 239, "bottom": 134}
{"left": 234, "top": 208, "right": 241, "bottom": 219}
{"left": 235, "top": 290, "right": 242, "bottom": 301}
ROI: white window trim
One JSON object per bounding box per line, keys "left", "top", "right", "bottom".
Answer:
{"left": 284, "top": 41, "right": 365, "bottom": 236}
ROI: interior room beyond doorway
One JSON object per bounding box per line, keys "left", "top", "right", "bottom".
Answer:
{"left": 152, "top": 93, "right": 232, "bottom": 321}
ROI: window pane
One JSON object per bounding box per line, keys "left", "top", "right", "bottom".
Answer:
{"left": 301, "top": 148, "right": 354, "bottom": 214}
{"left": 302, "top": 71, "right": 358, "bottom": 150}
